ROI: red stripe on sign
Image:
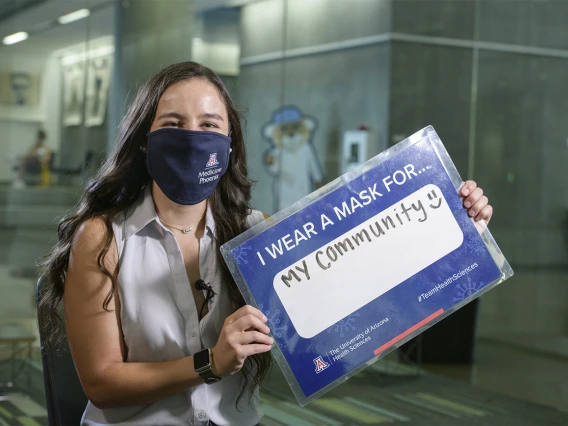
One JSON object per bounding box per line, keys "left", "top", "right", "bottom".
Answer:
{"left": 373, "top": 308, "right": 444, "bottom": 356}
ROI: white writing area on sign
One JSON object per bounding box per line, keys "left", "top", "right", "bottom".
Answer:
{"left": 273, "top": 184, "right": 464, "bottom": 339}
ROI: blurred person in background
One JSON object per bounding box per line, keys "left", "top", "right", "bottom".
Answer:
{"left": 13, "top": 129, "right": 51, "bottom": 188}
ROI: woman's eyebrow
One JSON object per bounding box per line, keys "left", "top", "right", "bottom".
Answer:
{"left": 156, "top": 112, "right": 186, "bottom": 121}
{"left": 199, "top": 112, "right": 224, "bottom": 121}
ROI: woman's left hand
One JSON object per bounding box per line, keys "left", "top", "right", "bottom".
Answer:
{"left": 460, "top": 180, "right": 493, "bottom": 227}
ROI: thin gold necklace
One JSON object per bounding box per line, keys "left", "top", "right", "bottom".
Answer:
{"left": 158, "top": 213, "right": 205, "bottom": 234}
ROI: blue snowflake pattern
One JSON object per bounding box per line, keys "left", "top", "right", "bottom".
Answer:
{"left": 453, "top": 276, "right": 484, "bottom": 302}
{"left": 327, "top": 312, "right": 360, "bottom": 337}
{"left": 232, "top": 245, "right": 252, "bottom": 265}
{"left": 258, "top": 304, "right": 288, "bottom": 346}
{"left": 464, "top": 236, "right": 486, "bottom": 256}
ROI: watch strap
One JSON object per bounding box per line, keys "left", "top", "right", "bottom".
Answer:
{"left": 194, "top": 349, "right": 221, "bottom": 384}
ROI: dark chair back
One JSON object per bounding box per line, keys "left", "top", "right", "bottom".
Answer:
{"left": 82, "top": 151, "right": 94, "bottom": 172}
{"left": 50, "top": 150, "right": 94, "bottom": 175}
{"left": 36, "top": 278, "right": 88, "bottom": 425}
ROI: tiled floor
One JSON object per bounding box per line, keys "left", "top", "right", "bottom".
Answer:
{"left": 259, "top": 359, "right": 568, "bottom": 425}
{"left": 475, "top": 339, "right": 568, "bottom": 412}
{"left": 1, "top": 355, "right": 567, "bottom": 426}
{"left": 0, "top": 393, "right": 48, "bottom": 426}
{"left": 421, "top": 340, "right": 568, "bottom": 414}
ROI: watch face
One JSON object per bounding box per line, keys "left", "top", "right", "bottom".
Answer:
{"left": 194, "top": 349, "right": 210, "bottom": 369}
{"left": 205, "top": 376, "right": 221, "bottom": 385}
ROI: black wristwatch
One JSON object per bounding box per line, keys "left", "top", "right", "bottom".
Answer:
{"left": 194, "top": 348, "right": 221, "bottom": 384}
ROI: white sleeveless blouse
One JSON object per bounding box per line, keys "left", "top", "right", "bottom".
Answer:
{"left": 82, "top": 187, "right": 264, "bottom": 426}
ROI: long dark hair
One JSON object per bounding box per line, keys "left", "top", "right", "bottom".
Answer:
{"left": 38, "top": 61, "right": 271, "bottom": 405}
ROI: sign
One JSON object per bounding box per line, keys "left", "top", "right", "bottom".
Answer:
{"left": 341, "top": 129, "right": 368, "bottom": 174}
{"left": 221, "top": 126, "right": 513, "bottom": 406}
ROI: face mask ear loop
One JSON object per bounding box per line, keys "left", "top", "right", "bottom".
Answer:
{"left": 141, "top": 132, "right": 151, "bottom": 153}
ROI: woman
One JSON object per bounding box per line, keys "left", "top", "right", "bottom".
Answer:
{"left": 14, "top": 129, "right": 52, "bottom": 187}
{"left": 39, "top": 61, "right": 493, "bottom": 426}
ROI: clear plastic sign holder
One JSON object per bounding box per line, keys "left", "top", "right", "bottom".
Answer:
{"left": 221, "top": 126, "right": 513, "bottom": 406}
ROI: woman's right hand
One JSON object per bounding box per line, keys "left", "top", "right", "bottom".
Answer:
{"left": 211, "top": 305, "right": 273, "bottom": 377}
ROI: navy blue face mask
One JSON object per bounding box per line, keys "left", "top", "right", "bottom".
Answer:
{"left": 146, "top": 128, "right": 231, "bottom": 205}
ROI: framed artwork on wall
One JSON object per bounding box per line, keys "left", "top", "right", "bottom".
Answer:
{"left": 85, "top": 56, "right": 112, "bottom": 127}
{"left": 62, "top": 62, "right": 85, "bottom": 127}
{"left": 0, "top": 71, "right": 41, "bottom": 106}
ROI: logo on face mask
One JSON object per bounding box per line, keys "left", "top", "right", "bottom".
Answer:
{"left": 206, "top": 153, "right": 219, "bottom": 168}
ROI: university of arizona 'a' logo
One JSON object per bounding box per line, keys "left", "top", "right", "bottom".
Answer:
{"left": 313, "top": 356, "right": 329, "bottom": 374}
{"left": 206, "top": 153, "right": 219, "bottom": 168}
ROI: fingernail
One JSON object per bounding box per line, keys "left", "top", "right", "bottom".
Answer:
{"left": 469, "top": 210, "right": 475, "bottom": 217}
{"left": 263, "top": 315, "right": 268, "bottom": 322}
{"left": 463, "top": 189, "right": 470, "bottom": 196}
{"left": 270, "top": 337, "right": 274, "bottom": 343}
{"left": 464, "top": 201, "right": 471, "bottom": 208}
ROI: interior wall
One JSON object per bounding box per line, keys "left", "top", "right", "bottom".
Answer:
{"left": 389, "top": 0, "right": 568, "bottom": 271}
{"left": 238, "top": 0, "right": 568, "bottom": 337}
{"left": 106, "top": 0, "right": 195, "bottom": 149}
{"left": 192, "top": 8, "right": 240, "bottom": 77}
{"left": 474, "top": 52, "right": 568, "bottom": 268}
{"left": 474, "top": 0, "right": 568, "bottom": 335}
{"left": 388, "top": 0, "right": 568, "bottom": 337}
{"left": 392, "top": 0, "right": 475, "bottom": 39}
{"left": 111, "top": 0, "right": 194, "bottom": 120}
{"left": 0, "top": 53, "right": 49, "bottom": 182}
{"left": 238, "top": 0, "right": 392, "bottom": 215}
{"left": 477, "top": 0, "right": 568, "bottom": 50}
{"left": 388, "top": 42, "right": 473, "bottom": 182}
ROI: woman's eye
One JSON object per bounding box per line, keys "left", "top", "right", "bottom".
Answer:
{"left": 164, "top": 121, "right": 180, "bottom": 127}
{"left": 203, "top": 122, "right": 217, "bottom": 129}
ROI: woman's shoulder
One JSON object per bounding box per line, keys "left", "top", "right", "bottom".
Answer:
{"left": 70, "top": 216, "right": 118, "bottom": 269}
{"left": 74, "top": 216, "right": 109, "bottom": 245}
{"left": 246, "top": 209, "right": 269, "bottom": 228}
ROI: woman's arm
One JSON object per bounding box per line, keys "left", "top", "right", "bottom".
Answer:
{"left": 64, "top": 218, "right": 204, "bottom": 409}
{"left": 65, "top": 218, "right": 272, "bottom": 409}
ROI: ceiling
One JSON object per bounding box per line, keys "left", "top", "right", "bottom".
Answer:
{"left": 0, "top": 0, "right": 47, "bottom": 22}
{"left": 0, "top": 0, "right": 260, "bottom": 60}
{"left": 195, "top": 0, "right": 260, "bottom": 13}
{"left": 0, "top": 0, "right": 115, "bottom": 59}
